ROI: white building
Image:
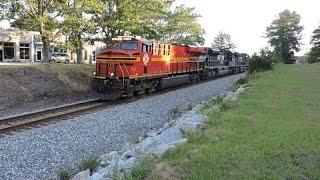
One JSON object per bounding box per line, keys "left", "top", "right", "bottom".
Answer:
{"left": 0, "top": 28, "right": 39, "bottom": 62}
{"left": 0, "top": 27, "right": 106, "bottom": 63}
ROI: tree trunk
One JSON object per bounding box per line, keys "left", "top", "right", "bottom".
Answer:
{"left": 76, "top": 44, "right": 83, "bottom": 64}
{"left": 40, "top": 19, "right": 50, "bottom": 62}
{"left": 42, "top": 37, "right": 50, "bottom": 62}
{"left": 76, "top": 33, "right": 83, "bottom": 64}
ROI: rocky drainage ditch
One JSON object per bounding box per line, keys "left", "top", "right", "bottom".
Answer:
{"left": 70, "top": 86, "right": 248, "bottom": 180}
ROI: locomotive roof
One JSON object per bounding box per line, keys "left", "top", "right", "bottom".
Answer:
{"left": 112, "top": 36, "right": 152, "bottom": 45}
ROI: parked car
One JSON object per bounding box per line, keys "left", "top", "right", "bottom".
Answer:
{"left": 51, "top": 53, "right": 70, "bottom": 64}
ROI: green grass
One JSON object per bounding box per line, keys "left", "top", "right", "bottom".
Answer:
{"left": 80, "top": 156, "right": 99, "bottom": 175}
{"left": 163, "top": 64, "right": 320, "bottom": 179}
{"left": 128, "top": 157, "right": 158, "bottom": 180}
{"left": 58, "top": 169, "right": 70, "bottom": 180}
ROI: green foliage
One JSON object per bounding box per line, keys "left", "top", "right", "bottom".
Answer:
{"left": 187, "top": 103, "right": 194, "bottom": 111}
{"left": 266, "top": 10, "right": 303, "bottom": 64}
{"left": 0, "top": 0, "right": 65, "bottom": 61}
{"left": 80, "top": 157, "right": 99, "bottom": 175}
{"left": 93, "top": 0, "right": 205, "bottom": 45}
{"left": 1, "top": 0, "right": 205, "bottom": 60}
{"left": 58, "top": 169, "right": 70, "bottom": 180}
{"left": 200, "top": 95, "right": 224, "bottom": 114}
{"left": 307, "top": 26, "right": 320, "bottom": 64}
{"left": 311, "top": 25, "right": 320, "bottom": 46}
{"left": 60, "top": 0, "right": 102, "bottom": 63}
{"left": 129, "top": 158, "right": 157, "bottom": 180}
{"left": 306, "top": 48, "right": 320, "bottom": 64}
{"left": 164, "top": 64, "right": 320, "bottom": 179}
{"left": 170, "top": 106, "right": 180, "bottom": 119}
{"left": 162, "top": 5, "right": 205, "bottom": 45}
{"left": 235, "top": 77, "right": 247, "bottom": 86}
{"left": 211, "top": 31, "right": 236, "bottom": 51}
{"left": 247, "top": 48, "right": 274, "bottom": 74}
{"left": 92, "top": 0, "right": 168, "bottom": 43}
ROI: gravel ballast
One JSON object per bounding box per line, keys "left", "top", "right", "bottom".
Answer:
{"left": 0, "top": 73, "right": 245, "bottom": 180}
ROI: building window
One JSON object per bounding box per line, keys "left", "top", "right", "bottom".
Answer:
{"left": 4, "top": 42, "right": 14, "bottom": 59}
{"left": 20, "top": 43, "right": 30, "bottom": 60}
{"left": 37, "top": 51, "right": 42, "bottom": 61}
{"left": 92, "top": 51, "right": 96, "bottom": 61}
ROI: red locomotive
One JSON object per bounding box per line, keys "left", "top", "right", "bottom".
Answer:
{"left": 95, "top": 36, "right": 246, "bottom": 100}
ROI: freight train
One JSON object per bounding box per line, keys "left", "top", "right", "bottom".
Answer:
{"left": 95, "top": 36, "right": 248, "bottom": 100}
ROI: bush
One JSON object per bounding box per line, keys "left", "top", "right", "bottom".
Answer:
{"left": 306, "top": 47, "right": 320, "bottom": 64}
{"left": 58, "top": 169, "right": 70, "bottom": 180}
{"left": 247, "top": 49, "right": 274, "bottom": 74}
{"left": 170, "top": 107, "right": 180, "bottom": 119}
{"left": 80, "top": 157, "right": 99, "bottom": 175}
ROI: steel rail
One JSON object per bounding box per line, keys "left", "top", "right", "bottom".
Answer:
{"left": 0, "top": 99, "right": 108, "bottom": 135}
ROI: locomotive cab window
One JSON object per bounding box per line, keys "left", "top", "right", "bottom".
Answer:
{"left": 120, "top": 41, "right": 138, "bottom": 50}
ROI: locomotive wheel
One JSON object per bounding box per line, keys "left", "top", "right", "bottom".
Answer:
{"left": 214, "top": 70, "right": 219, "bottom": 77}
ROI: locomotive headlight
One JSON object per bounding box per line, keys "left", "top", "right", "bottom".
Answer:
{"left": 110, "top": 72, "right": 115, "bottom": 77}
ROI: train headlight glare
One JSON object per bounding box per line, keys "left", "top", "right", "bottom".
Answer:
{"left": 110, "top": 73, "right": 115, "bottom": 77}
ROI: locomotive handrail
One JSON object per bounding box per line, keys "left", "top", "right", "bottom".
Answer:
{"left": 117, "top": 63, "right": 125, "bottom": 86}
{"left": 121, "top": 63, "right": 130, "bottom": 76}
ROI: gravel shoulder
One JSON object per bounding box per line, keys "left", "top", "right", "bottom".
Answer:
{"left": 0, "top": 73, "right": 245, "bottom": 180}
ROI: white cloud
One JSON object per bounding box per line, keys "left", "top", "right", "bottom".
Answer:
{"left": 174, "top": 0, "right": 320, "bottom": 55}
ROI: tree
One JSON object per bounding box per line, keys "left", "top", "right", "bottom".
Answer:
{"left": 161, "top": 5, "right": 205, "bottom": 45}
{"left": 61, "top": 0, "right": 101, "bottom": 64}
{"left": 211, "top": 32, "right": 236, "bottom": 51}
{"left": 307, "top": 26, "right": 320, "bottom": 63}
{"left": 266, "top": 10, "right": 303, "bottom": 64}
{"left": 0, "top": 0, "right": 65, "bottom": 62}
{"left": 247, "top": 47, "right": 274, "bottom": 74}
{"left": 93, "top": 0, "right": 204, "bottom": 45}
{"left": 92, "top": 0, "right": 171, "bottom": 44}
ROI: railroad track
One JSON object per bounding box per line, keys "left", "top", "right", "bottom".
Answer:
{"left": 0, "top": 99, "right": 110, "bottom": 136}
{"left": 0, "top": 73, "right": 245, "bottom": 137}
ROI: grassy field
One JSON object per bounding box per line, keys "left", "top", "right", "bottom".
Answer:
{"left": 162, "top": 64, "right": 320, "bottom": 179}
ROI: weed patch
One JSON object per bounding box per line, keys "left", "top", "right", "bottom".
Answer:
{"left": 170, "top": 107, "right": 180, "bottom": 119}
{"left": 58, "top": 169, "right": 70, "bottom": 180}
{"left": 80, "top": 157, "right": 99, "bottom": 175}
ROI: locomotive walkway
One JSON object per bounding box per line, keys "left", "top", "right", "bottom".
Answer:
{"left": 0, "top": 73, "right": 244, "bottom": 180}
